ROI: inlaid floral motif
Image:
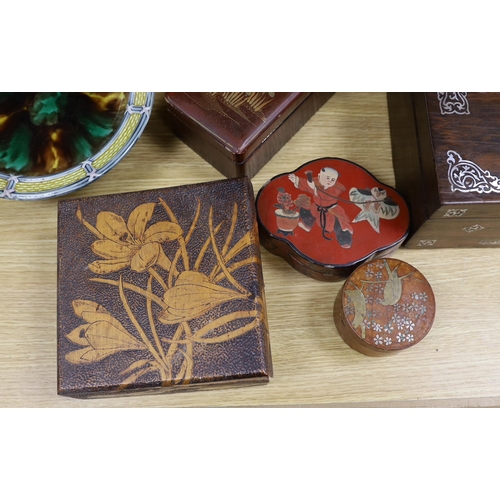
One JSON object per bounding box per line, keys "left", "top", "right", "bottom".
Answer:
{"left": 343, "top": 259, "right": 434, "bottom": 348}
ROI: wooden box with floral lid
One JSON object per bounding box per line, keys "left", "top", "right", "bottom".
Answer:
{"left": 57, "top": 177, "right": 272, "bottom": 398}
{"left": 163, "top": 92, "right": 333, "bottom": 179}
{"left": 334, "top": 258, "right": 436, "bottom": 356}
{"left": 255, "top": 158, "right": 411, "bottom": 281}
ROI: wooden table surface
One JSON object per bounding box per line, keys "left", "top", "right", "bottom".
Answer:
{"left": 1, "top": 92, "right": 499, "bottom": 408}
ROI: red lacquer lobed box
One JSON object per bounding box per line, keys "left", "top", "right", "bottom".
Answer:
{"left": 256, "top": 158, "right": 410, "bottom": 281}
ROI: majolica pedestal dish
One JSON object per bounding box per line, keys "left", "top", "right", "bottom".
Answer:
{"left": 57, "top": 177, "right": 272, "bottom": 398}
{"left": 0, "top": 92, "right": 154, "bottom": 200}
{"left": 256, "top": 158, "right": 410, "bottom": 281}
{"left": 334, "top": 258, "right": 436, "bottom": 356}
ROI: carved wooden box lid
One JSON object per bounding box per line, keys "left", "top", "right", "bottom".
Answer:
{"left": 334, "top": 258, "right": 436, "bottom": 356}
{"left": 255, "top": 158, "right": 410, "bottom": 281}
{"left": 57, "top": 177, "right": 272, "bottom": 398}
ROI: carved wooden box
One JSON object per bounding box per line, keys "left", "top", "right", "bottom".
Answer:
{"left": 388, "top": 92, "right": 500, "bottom": 248}
{"left": 255, "top": 158, "right": 410, "bottom": 281}
{"left": 57, "top": 177, "right": 272, "bottom": 398}
{"left": 163, "top": 92, "right": 334, "bottom": 179}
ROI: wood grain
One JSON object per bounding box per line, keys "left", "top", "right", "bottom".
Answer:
{"left": 1, "top": 92, "right": 499, "bottom": 407}
{"left": 389, "top": 92, "right": 500, "bottom": 248}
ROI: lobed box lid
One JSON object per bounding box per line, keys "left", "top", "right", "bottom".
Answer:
{"left": 256, "top": 158, "right": 410, "bottom": 280}
{"left": 164, "top": 92, "right": 310, "bottom": 164}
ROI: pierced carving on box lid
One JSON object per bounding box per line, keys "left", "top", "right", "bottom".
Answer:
{"left": 437, "top": 92, "right": 470, "bottom": 115}
{"left": 417, "top": 240, "right": 437, "bottom": 246}
{"left": 342, "top": 259, "right": 433, "bottom": 348}
{"left": 447, "top": 150, "right": 500, "bottom": 194}
{"left": 462, "top": 224, "right": 484, "bottom": 233}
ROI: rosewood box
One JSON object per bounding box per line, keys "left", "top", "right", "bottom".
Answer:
{"left": 57, "top": 177, "right": 272, "bottom": 398}
{"left": 388, "top": 92, "right": 500, "bottom": 248}
{"left": 163, "top": 92, "right": 334, "bottom": 179}
{"left": 256, "top": 158, "right": 410, "bottom": 281}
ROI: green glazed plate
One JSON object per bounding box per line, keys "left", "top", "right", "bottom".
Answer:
{"left": 0, "top": 92, "right": 154, "bottom": 200}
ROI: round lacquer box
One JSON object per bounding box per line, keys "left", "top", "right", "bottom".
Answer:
{"left": 334, "top": 258, "right": 436, "bottom": 356}
{"left": 255, "top": 157, "right": 410, "bottom": 281}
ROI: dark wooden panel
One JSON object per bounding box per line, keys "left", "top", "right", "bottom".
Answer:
{"left": 388, "top": 92, "right": 500, "bottom": 248}
{"left": 404, "top": 217, "right": 500, "bottom": 249}
{"left": 425, "top": 92, "right": 500, "bottom": 206}
{"left": 57, "top": 177, "right": 272, "bottom": 398}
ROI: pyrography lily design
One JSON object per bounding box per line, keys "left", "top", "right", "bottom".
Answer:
{"left": 66, "top": 198, "right": 266, "bottom": 389}
{"left": 78, "top": 202, "right": 183, "bottom": 274}
{"left": 65, "top": 300, "right": 146, "bottom": 364}
{"left": 159, "top": 270, "right": 249, "bottom": 324}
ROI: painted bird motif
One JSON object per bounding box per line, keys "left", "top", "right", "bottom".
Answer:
{"left": 345, "top": 287, "right": 367, "bottom": 338}
{"left": 349, "top": 187, "right": 400, "bottom": 233}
